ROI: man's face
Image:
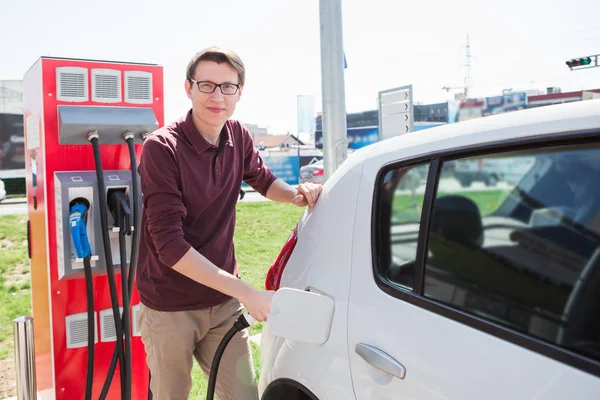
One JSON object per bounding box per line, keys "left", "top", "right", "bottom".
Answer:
{"left": 185, "top": 60, "right": 242, "bottom": 130}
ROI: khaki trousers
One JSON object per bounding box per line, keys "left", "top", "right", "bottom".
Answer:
{"left": 139, "top": 297, "right": 258, "bottom": 400}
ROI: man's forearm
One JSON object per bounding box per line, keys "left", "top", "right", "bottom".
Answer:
{"left": 172, "top": 247, "right": 254, "bottom": 302}
{"left": 266, "top": 179, "right": 296, "bottom": 203}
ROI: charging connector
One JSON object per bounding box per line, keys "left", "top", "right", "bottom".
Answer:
{"left": 68, "top": 197, "right": 95, "bottom": 400}
{"left": 107, "top": 188, "right": 132, "bottom": 234}
{"left": 69, "top": 198, "right": 92, "bottom": 259}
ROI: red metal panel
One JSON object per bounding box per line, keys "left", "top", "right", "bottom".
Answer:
{"left": 27, "top": 56, "right": 164, "bottom": 400}
{"left": 24, "top": 57, "right": 54, "bottom": 395}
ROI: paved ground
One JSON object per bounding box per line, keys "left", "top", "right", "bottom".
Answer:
{"left": 0, "top": 197, "right": 27, "bottom": 216}
{"left": 0, "top": 190, "right": 270, "bottom": 217}
{"left": 239, "top": 190, "right": 271, "bottom": 203}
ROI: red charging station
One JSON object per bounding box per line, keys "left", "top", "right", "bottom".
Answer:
{"left": 23, "top": 56, "right": 164, "bottom": 399}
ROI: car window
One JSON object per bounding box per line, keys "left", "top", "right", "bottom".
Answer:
{"left": 425, "top": 142, "right": 600, "bottom": 363}
{"left": 375, "top": 163, "right": 430, "bottom": 290}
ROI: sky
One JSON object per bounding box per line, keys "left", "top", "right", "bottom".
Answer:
{"left": 1, "top": 0, "right": 599, "bottom": 135}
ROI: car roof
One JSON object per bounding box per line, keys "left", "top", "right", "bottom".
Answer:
{"left": 366, "top": 99, "right": 600, "bottom": 162}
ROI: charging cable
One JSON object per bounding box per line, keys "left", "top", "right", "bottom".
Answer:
{"left": 206, "top": 312, "right": 256, "bottom": 400}
{"left": 108, "top": 190, "right": 133, "bottom": 400}
{"left": 69, "top": 198, "right": 95, "bottom": 400}
{"left": 89, "top": 131, "right": 127, "bottom": 399}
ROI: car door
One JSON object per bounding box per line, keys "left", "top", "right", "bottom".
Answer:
{"left": 347, "top": 140, "right": 600, "bottom": 399}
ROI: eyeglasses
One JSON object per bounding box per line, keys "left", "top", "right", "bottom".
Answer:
{"left": 189, "top": 79, "right": 240, "bottom": 95}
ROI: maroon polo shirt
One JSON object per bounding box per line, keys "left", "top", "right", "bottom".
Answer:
{"left": 135, "top": 109, "right": 277, "bottom": 311}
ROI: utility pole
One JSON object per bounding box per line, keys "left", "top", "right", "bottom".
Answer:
{"left": 319, "top": 0, "right": 348, "bottom": 181}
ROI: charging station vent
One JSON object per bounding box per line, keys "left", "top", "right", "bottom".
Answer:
{"left": 131, "top": 304, "right": 141, "bottom": 337}
{"left": 65, "top": 312, "right": 97, "bottom": 349}
{"left": 56, "top": 67, "right": 88, "bottom": 102}
{"left": 100, "top": 307, "right": 123, "bottom": 342}
{"left": 125, "top": 71, "right": 152, "bottom": 104}
{"left": 92, "top": 69, "right": 121, "bottom": 103}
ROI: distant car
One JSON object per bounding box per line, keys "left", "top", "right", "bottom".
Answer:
{"left": 453, "top": 156, "right": 536, "bottom": 187}
{"left": 0, "top": 179, "right": 6, "bottom": 202}
{"left": 259, "top": 100, "right": 600, "bottom": 400}
{"left": 299, "top": 159, "right": 324, "bottom": 184}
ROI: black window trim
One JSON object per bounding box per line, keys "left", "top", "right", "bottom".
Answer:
{"left": 414, "top": 158, "right": 441, "bottom": 294}
{"left": 371, "top": 127, "right": 600, "bottom": 378}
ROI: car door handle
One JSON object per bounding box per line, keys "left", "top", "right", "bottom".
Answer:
{"left": 355, "top": 343, "right": 406, "bottom": 380}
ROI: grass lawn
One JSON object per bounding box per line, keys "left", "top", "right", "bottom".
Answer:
{"left": 190, "top": 202, "right": 303, "bottom": 397}
{"left": 0, "top": 201, "right": 304, "bottom": 399}
{"left": 0, "top": 215, "right": 31, "bottom": 360}
{"left": 392, "top": 189, "right": 512, "bottom": 222}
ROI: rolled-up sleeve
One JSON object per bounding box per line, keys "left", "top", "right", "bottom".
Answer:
{"left": 242, "top": 126, "right": 277, "bottom": 196}
{"left": 139, "top": 136, "right": 192, "bottom": 267}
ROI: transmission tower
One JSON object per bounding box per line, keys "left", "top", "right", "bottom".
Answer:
{"left": 442, "top": 34, "right": 473, "bottom": 99}
{"left": 464, "top": 34, "right": 472, "bottom": 98}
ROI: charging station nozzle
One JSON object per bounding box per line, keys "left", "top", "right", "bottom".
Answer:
{"left": 108, "top": 189, "right": 132, "bottom": 235}
{"left": 237, "top": 312, "right": 255, "bottom": 329}
{"left": 69, "top": 198, "right": 92, "bottom": 259}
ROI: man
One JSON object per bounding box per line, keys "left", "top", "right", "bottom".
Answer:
{"left": 136, "top": 47, "right": 323, "bottom": 400}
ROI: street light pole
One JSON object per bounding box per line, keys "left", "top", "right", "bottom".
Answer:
{"left": 319, "top": 0, "right": 348, "bottom": 181}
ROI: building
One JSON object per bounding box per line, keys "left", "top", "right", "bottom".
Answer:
{"left": 527, "top": 88, "right": 600, "bottom": 108}
{"left": 315, "top": 103, "right": 447, "bottom": 131}
{"left": 244, "top": 123, "right": 268, "bottom": 136}
{"left": 314, "top": 107, "right": 446, "bottom": 150}
{"left": 1, "top": 80, "right": 26, "bottom": 195}
{"left": 414, "top": 102, "right": 448, "bottom": 123}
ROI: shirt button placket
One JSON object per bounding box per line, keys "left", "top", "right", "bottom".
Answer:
{"left": 215, "top": 160, "right": 222, "bottom": 186}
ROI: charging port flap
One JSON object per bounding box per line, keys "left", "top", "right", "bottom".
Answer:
{"left": 266, "top": 287, "right": 335, "bottom": 345}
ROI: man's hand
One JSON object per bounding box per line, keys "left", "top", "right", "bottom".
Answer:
{"left": 292, "top": 182, "right": 323, "bottom": 207}
{"left": 242, "top": 288, "right": 275, "bottom": 322}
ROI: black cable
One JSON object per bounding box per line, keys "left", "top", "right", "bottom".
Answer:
{"left": 98, "top": 333, "right": 118, "bottom": 399}
{"left": 147, "top": 371, "right": 153, "bottom": 400}
{"left": 128, "top": 135, "right": 151, "bottom": 400}
{"left": 99, "top": 135, "right": 141, "bottom": 400}
{"left": 139, "top": 133, "right": 154, "bottom": 400}
{"left": 126, "top": 137, "right": 141, "bottom": 296}
{"left": 206, "top": 315, "right": 251, "bottom": 400}
{"left": 99, "top": 193, "right": 133, "bottom": 400}
{"left": 118, "top": 219, "right": 132, "bottom": 400}
{"left": 83, "top": 255, "right": 94, "bottom": 400}
{"left": 70, "top": 197, "right": 95, "bottom": 400}
{"left": 89, "top": 133, "right": 126, "bottom": 399}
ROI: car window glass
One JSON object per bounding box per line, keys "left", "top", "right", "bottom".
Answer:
{"left": 376, "top": 163, "right": 430, "bottom": 290}
{"left": 425, "top": 143, "right": 600, "bottom": 363}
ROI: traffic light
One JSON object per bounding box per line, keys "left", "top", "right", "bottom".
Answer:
{"left": 566, "top": 57, "right": 593, "bottom": 69}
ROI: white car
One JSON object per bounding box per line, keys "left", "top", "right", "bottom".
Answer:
{"left": 299, "top": 159, "right": 325, "bottom": 184}
{"left": 259, "top": 99, "right": 600, "bottom": 400}
{"left": 0, "top": 179, "right": 6, "bottom": 202}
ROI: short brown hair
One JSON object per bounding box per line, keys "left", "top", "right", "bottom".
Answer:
{"left": 186, "top": 47, "right": 246, "bottom": 86}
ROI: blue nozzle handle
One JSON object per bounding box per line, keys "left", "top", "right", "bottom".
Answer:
{"left": 69, "top": 203, "right": 92, "bottom": 259}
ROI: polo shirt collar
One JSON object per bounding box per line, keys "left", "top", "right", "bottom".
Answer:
{"left": 181, "top": 109, "right": 233, "bottom": 153}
